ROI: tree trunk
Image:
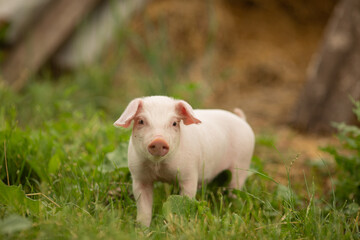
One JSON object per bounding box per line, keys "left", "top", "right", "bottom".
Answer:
{"left": 291, "top": 0, "right": 360, "bottom": 134}
{"left": 53, "top": 0, "right": 149, "bottom": 69}
{"left": 0, "top": 0, "right": 101, "bottom": 90}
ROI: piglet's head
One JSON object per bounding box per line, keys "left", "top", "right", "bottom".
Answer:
{"left": 114, "top": 96, "right": 201, "bottom": 162}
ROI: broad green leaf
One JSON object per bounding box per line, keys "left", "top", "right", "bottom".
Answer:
{"left": 0, "top": 181, "right": 41, "bottom": 215}
{"left": 99, "top": 143, "right": 129, "bottom": 173}
{"left": 0, "top": 215, "right": 32, "bottom": 235}
{"left": 162, "top": 195, "right": 199, "bottom": 221}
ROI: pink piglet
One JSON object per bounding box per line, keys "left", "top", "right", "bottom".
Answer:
{"left": 114, "top": 96, "right": 255, "bottom": 227}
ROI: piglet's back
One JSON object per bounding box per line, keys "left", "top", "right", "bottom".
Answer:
{"left": 178, "top": 109, "right": 255, "bottom": 182}
{"left": 193, "top": 109, "right": 254, "bottom": 142}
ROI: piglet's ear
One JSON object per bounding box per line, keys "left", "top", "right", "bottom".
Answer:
{"left": 114, "top": 98, "right": 142, "bottom": 128}
{"left": 175, "top": 100, "right": 201, "bottom": 125}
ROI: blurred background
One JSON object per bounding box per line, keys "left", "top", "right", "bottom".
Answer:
{"left": 1, "top": 0, "right": 359, "bottom": 183}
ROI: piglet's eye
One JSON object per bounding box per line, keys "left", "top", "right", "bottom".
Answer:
{"left": 172, "top": 122, "right": 177, "bottom": 126}
{"left": 138, "top": 119, "right": 144, "bottom": 125}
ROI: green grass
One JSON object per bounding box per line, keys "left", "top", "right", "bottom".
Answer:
{"left": 0, "top": 81, "right": 359, "bottom": 240}
{"left": 0, "top": 23, "right": 359, "bottom": 238}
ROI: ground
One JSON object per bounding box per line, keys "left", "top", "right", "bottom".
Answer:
{"left": 119, "top": 0, "right": 339, "bottom": 185}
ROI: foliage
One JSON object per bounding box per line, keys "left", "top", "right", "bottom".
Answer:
{"left": 101, "top": 143, "right": 129, "bottom": 173}
{"left": 162, "top": 195, "right": 211, "bottom": 222}
{"left": 322, "top": 100, "right": 360, "bottom": 204}
{"left": 0, "top": 91, "right": 358, "bottom": 239}
{"left": 0, "top": 181, "right": 41, "bottom": 216}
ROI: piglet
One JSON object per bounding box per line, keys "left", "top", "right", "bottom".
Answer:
{"left": 114, "top": 96, "right": 255, "bottom": 227}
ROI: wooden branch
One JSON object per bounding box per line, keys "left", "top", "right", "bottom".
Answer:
{"left": 0, "top": 0, "right": 101, "bottom": 90}
{"left": 291, "top": 0, "right": 360, "bottom": 133}
{"left": 53, "top": 0, "right": 149, "bottom": 69}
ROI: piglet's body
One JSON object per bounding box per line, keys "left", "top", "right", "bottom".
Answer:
{"left": 114, "top": 96, "right": 255, "bottom": 227}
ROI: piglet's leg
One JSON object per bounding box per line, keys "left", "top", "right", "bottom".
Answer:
{"left": 133, "top": 180, "right": 153, "bottom": 227}
{"left": 180, "top": 178, "right": 198, "bottom": 198}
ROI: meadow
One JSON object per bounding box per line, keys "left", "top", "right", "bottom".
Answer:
{"left": 0, "top": 69, "right": 359, "bottom": 239}
{"left": 0, "top": 18, "right": 359, "bottom": 238}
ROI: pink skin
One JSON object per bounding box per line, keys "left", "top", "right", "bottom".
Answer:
{"left": 114, "top": 96, "right": 255, "bottom": 227}
{"left": 148, "top": 137, "right": 169, "bottom": 157}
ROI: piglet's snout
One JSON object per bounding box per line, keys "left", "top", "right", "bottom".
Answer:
{"left": 148, "top": 137, "right": 169, "bottom": 157}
